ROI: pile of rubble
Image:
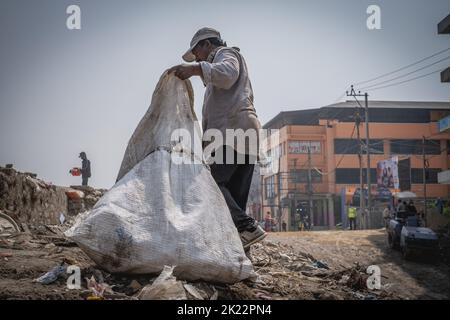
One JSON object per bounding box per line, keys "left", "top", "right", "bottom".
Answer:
{"left": 0, "top": 165, "right": 67, "bottom": 225}
{"left": 0, "top": 217, "right": 398, "bottom": 300}
{"left": 0, "top": 165, "right": 107, "bottom": 231}
{"left": 66, "top": 186, "right": 107, "bottom": 216}
{"left": 0, "top": 164, "right": 398, "bottom": 300}
{"left": 227, "top": 241, "right": 396, "bottom": 300}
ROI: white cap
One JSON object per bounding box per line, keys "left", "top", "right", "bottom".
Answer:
{"left": 182, "top": 27, "right": 222, "bottom": 62}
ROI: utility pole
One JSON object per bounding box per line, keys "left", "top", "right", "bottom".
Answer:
{"left": 292, "top": 158, "right": 298, "bottom": 231}
{"left": 364, "top": 92, "right": 372, "bottom": 215}
{"left": 355, "top": 110, "right": 365, "bottom": 228}
{"left": 307, "top": 146, "right": 314, "bottom": 230}
{"left": 422, "top": 136, "right": 428, "bottom": 217}
{"left": 347, "top": 86, "right": 372, "bottom": 223}
{"left": 277, "top": 158, "right": 282, "bottom": 232}
{"left": 260, "top": 174, "right": 264, "bottom": 223}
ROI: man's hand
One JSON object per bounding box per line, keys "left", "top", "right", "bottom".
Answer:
{"left": 168, "top": 64, "right": 202, "bottom": 80}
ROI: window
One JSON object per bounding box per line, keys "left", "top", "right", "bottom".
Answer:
{"left": 390, "top": 140, "right": 440, "bottom": 155}
{"left": 290, "top": 170, "right": 322, "bottom": 183}
{"left": 334, "top": 139, "right": 383, "bottom": 154}
{"left": 265, "top": 175, "right": 276, "bottom": 199}
{"left": 411, "top": 168, "right": 440, "bottom": 184}
{"left": 334, "top": 139, "right": 359, "bottom": 154}
{"left": 335, "top": 168, "right": 377, "bottom": 184}
{"left": 366, "top": 139, "right": 384, "bottom": 154}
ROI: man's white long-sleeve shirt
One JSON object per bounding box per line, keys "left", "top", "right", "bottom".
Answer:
{"left": 199, "top": 47, "right": 261, "bottom": 155}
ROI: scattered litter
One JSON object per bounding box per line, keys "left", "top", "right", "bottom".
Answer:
{"left": 65, "top": 190, "right": 85, "bottom": 200}
{"left": 313, "top": 260, "right": 330, "bottom": 270}
{"left": 0, "top": 252, "right": 13, "bottom": 258}
{"left": 184, "top": 284, "right": 204, "bottom": 300}
{"left": 86, "top": 276, "right": 114, "bottom": 299}
{"left": 128, "top": 280, "right": 142, "bottom": 293}
{"left": 59, "top": 213, "right": 66, "bottom": 225}
{"left": 34, "top": 264, "right": 67, "bottom": 285}
{"left": 210, "top": 288, "right": 219, "bottom": 300}
{"left": 137, "top": 266, "right": 187, "bottom": 300}
{"left": 0, "top": 211, "right": 21, "bottom": 236}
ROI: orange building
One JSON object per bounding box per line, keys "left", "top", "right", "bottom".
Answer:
{"left": 261, "top": 101, "right": 450, "bottom": 231}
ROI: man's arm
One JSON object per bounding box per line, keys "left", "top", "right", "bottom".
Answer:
{"left": 168, "top": 64, "right": 203, "bottom": 80}
{"left": 169, "top": 49, "right": 240, "bottom": 89}
{"left": 199, "top": 49, "right": 240, "bottom": 89}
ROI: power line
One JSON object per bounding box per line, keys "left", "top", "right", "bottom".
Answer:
{"left": 353, "top": 46, "right": 450, "bottom": 86}
{"left": 362, "top": 68, "right": 445, "bottom": 92}
{"left": 359, "top": 55, "right": 450, "bottom": 91}
{"left": 300, "top": 86, "right": 353, "bottom": 128}
{"left": 325, "top": 48, "right": 450, "bottom": 124}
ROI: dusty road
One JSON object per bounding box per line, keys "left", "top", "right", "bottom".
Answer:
{"left": 268, "top": 229, "right": 450, "bottom": 299}
{"left": 1, "top": 228, "right": 449, "bottom": 300}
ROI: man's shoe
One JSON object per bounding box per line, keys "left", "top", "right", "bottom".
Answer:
{"left": 240, "top": 225, "right": 267, "bottom": 250}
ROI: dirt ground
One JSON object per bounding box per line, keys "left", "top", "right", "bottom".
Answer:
{"left": 1, "top": 228, "right": 449, "bottom": 300}
{"left": 267, "top": 230, "right": 450, "bottom": 299}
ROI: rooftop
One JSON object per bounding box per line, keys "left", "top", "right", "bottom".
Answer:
{"left": 263, "top": 100, "right": 450, "bottom": 129}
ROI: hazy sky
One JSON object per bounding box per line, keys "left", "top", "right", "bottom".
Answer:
{"left": 1, "top": 0, "right": 450, "bottom": 188}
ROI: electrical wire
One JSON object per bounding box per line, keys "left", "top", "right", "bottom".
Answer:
{"left": 359, "top": 68, "right": 445, "bottom": 92}
{"left": 353, "top": 46, "right": 450, "bottom": 86}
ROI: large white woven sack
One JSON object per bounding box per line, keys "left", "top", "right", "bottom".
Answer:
{"left": 65, "top": 72, "right": 255, "bottom": 283}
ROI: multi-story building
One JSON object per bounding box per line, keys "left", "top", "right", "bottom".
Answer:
{"left": 261, "top": 101, "right": 450, "bottom": 231}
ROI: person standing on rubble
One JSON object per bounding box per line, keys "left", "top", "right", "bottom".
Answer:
{"left": 79, "top": 152, "right": 91, "bottom": 186}
{"left": 169, "top": 27, "right": 267, "bottom": 250}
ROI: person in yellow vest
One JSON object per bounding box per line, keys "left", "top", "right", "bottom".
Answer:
{"left": 348, "top": 206, "right": 357, "bottom": 230}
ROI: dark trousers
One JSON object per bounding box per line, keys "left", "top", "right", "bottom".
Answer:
{"left": 82, "top": 176, "right": 89, "bottom": 186}
{"left": 209, "top": 147, "right": 256, "bottom": 233}
{"left": 349, "top": 218, "right": 356, "bottom": 230}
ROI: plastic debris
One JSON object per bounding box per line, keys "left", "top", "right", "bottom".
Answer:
{"left": 137, "top": 266, "right": 187, "bottom": 300}
{"left": 183, "top": 284, "right": 204, "bottom": 300}
{"left": 85, "top": 276, "right": 114, "bottom": 299}
{"left": 313, "top": 260, "right": 330, "bottom": 270}
{"left": 34, "top": 264, "right": 67, "bottom": 284}
{"left": 59, "top": 213, "right": 66, "bottom": 225}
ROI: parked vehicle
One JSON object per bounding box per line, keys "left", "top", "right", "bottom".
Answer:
{"left": 387, "top": 192, "right": 439, "bottom": 260}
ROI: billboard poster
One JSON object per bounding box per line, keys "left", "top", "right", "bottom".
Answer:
{"left": 288, "top": 141, "right": 321, "bottom": 154}
{"left": 377, "top": 156, "right": 399, "bottom": 189}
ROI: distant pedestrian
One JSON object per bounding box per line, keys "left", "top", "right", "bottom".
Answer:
{"left": 383, "top": 205, "right": 391, "bottom": 228}
{"left": 264, "top": 213, "right": 273, "bottom": 232}
{"left": 435, "top": 198, "right": 444, "bottom": 215}
{"left": 407, "top": 200, "right": 417, "bottom": 213}
{"left": 397, "top": 200, "right": 406, "bottom": 212}
{"left": 79, "top": 152, "right": 91, "bottom": 186}
{"left": 348, "top": 206, "right": 357, "bottom": 230}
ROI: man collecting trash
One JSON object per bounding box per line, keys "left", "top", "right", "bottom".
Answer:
{"left": 169, "top": 27, "right": 266, "bottom": 250}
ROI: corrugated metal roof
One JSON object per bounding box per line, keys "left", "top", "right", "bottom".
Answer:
{"left": 324, "top": 100, "right": 450, "bottom": 109}
{"left": 263, "top": 100, "right": 450, "bottom": 129}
